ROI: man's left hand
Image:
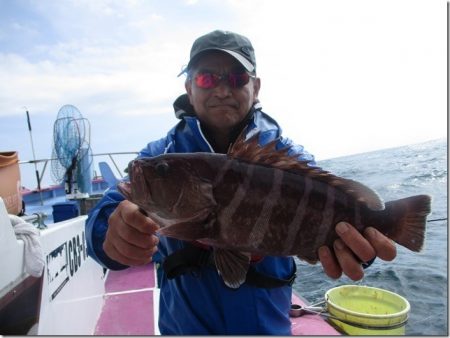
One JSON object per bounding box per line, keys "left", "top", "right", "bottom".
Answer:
{"left": 318, "top": 222, "right": 397, "bottom": 281}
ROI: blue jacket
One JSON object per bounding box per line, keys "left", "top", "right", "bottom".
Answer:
{"left": 85, "top": 95, "right": 315, "bottom": 335}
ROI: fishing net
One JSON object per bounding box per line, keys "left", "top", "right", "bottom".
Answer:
{"left": 51, "top": 105, "right": 92, "bottom": 194}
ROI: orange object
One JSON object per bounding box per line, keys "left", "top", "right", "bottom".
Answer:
{"left": 0, "top": 151, "right": 22, "bottom": 215}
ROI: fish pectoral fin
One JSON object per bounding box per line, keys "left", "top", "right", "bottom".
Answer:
{"left": 213, "top": 249, "right": 250, "bottom": 289}
{"left": 157, "top": 209, "right": 213, "bottom": 241}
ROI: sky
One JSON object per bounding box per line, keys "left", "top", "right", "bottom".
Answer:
{"left": 0, "top": 0, "right": 447, "bottom": 189}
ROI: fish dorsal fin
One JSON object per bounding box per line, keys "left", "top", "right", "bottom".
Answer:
{"left": 228, "top": 132, "right": 384, "bottom": 210}
{"left": 330, "top": 178, "right": 385, "bottom": 210}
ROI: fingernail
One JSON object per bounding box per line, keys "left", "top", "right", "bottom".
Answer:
{"left": 318, "top": 246, "right": 329, "bottom": 258}
{"left": 366, "top": 227, "right": 377, "bottom": 238}
{"left": 334, "top": 240, "right": 344, "bottom": 250}
{"left": 336, "top": 222, "right": 349, "bottom": 235}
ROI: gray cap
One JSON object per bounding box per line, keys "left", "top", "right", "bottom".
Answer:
{"left": 179, "top": 30, "right": 256, "bottom": 76}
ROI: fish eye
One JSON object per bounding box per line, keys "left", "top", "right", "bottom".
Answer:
{"left": 155, "top": 161, "right": 170, "bottom": 177}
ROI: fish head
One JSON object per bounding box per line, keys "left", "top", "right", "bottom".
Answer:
{"left": 119, "top": 155, "right": 216, "bottom": 225}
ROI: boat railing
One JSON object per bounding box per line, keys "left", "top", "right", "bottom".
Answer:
{"left": 18, "top": 151, "right": 139, "bottom": 189}
{"left": 89, "top": 152, "right": 138, "bottom": 179}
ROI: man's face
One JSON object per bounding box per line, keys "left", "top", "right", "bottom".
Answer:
{"left": 185, "top": 51, "right": 260, "bottom": 134}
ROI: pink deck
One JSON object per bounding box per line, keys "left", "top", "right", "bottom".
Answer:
{"left": 290, "top": 293, "right": 340, "bottom": 335}
{"left": 94, "top": 264, "right": 157, "bottom": 335}
{"left": 95, "top": 263, "right": 340, "bottom": 335}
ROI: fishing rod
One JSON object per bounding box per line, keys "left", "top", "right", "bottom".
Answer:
{"left": 427, "top": 218, "right": 447, "bottom": 222}
{"left": 24, "top": 107, "right": 44, "bottom": 206}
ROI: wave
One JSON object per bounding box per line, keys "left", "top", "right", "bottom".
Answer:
{"left": 294, "top": 139, "right": 447, "bottom": 335}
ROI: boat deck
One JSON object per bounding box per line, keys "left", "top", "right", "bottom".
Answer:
{"left": 94, "top": 263, "right": 340, "bottom": 335}
{"left": 2, "top": 182, "right": 340, "bottom": 336}
{"left": 291, "top": 293, "right": 340, "bottom": 335}
{"left": 95, "top": 265, "right": 159, "bottom": 335}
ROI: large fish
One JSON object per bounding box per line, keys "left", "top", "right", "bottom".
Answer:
{"left": 118, "top": 133, "right": 431, "bottom": 288}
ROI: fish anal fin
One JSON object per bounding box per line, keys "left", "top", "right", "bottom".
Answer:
{"left": 213, "top": 249, "right": 250, "bottom": 289}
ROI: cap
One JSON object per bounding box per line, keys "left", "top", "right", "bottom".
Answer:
{"left": 179, "top": 30, "right": 256, "bottom": 76}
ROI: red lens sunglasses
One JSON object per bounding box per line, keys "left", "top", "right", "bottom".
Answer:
{"left": 193, "top": 71, "right": 256, "bottom": 89}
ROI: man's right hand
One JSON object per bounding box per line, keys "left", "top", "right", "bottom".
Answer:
{"left": 103, "top": 200, "right": 159, "bottom": 266}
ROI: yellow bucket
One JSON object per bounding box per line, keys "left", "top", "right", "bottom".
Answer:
{"left": 325, "top": 285, "right": 410, "bottom": 335}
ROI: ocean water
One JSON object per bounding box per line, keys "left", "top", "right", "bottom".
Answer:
{"left": 293, "top": 138, "right": 448, "bottom": 336}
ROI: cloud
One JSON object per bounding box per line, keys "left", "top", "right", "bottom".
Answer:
{"left": 0, "top": 0, "right": 240, "bottom": 118}
{"left": 0, "top": 0, "right": 446, "bottom": 162}
{"left": 0, "top": 33, "right": 190, "bottom": 117}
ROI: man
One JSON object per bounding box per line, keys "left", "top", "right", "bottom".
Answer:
{"left": 86, "top": 30, "right": 396, "bottom": 334}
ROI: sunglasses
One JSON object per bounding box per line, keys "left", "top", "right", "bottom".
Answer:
{"left": 193, "top": 71, "right": 255, "bottom": 89}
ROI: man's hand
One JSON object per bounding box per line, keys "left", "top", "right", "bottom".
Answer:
{"left": 318, "top": 222, "right": 397, "bottom": 281}
{"left": 103, "top": 200, "right": 160, "bottom": 266}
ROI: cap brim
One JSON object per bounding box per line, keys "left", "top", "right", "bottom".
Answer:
{"left": 217, "top": 48, "right": 255, "bottom": 73}
{"left": 178, "top": 48, "right": 255, "bottom": 77}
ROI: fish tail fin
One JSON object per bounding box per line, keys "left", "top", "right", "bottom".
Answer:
{"left": 383, "top": 194, "right": 431, "bottom": 252}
